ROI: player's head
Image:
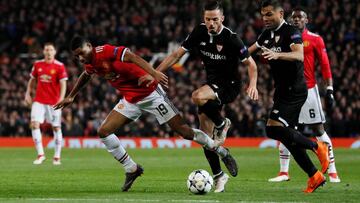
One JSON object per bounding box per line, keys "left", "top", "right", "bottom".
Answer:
{"left": 70, "top": 36, "right": 93, "bottom": 64}
{"left": 260, "top": 0, "right": 284, "bottom": 30}
{"left": 43, "top": 42, "right": 56, "bottom": 61}
{"left": 203, "top": 0, "right": 224, "bottom": 34}
{"left": 291, "top": 7, "right": 308, "bottom": 31}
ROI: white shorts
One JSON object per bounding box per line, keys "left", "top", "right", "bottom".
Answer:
{"left": 31, "top": 102, "right": 62, "bottom": 127}
{"left": 113, "top": 85, "right": 179, "bottom": 124}
{"left": 298, "top": 85, "right": 326, "bottom": 124}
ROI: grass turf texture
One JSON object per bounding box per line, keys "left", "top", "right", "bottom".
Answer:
{"left": 0, "top": 148, "right": 359, "bottom": 202}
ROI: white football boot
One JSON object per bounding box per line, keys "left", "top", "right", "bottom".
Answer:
{"left": 214, "top": 173, "right": 229, "bottom": 193}
{"left": 268, "top": 172, "right": 290, "bottom": 182}
{"left": 33, "top": 155, "right": 46, "bottom": 165}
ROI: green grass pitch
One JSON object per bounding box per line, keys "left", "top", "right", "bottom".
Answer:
{"left": 0, "top": 148, "right": 359, "bottom": 202}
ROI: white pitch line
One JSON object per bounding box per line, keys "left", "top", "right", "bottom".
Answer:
{"left": 0, "top": 198, "right": 221, "bottom": 202}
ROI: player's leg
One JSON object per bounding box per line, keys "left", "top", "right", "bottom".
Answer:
{"left": 311, "top": 123, "right": 340, "bottom": 182}
{"left": 48, "top": 106, "right": 63, "bottom": 165}
{"left": 268, "top": 142, "right": 291, "bottom": 182}
{"left": 192, "top": 84, "right": 231, "bottom": 145}
{"left": 101, "top": 100, "right": 144, "bottom": 192}
{"left": 30, "top": 102, "right": 46, "bottom": 164}
{"left": 199, "top": 113, "right": 228, "bottom": 192}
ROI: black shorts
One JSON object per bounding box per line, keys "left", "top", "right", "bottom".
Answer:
{"left": 207, "top": 80, "right": 241, "bottom": 105}
{"left": 269, "top": 87, "right": 307, "bottom": 128}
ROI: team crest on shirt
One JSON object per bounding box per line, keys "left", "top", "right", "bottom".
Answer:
{"left": 216, "top": 44, "right": 223, "bottom": 52}
{"left": 50, "top": 69, "right": 56, "bottom": 74}
{"left": 275, "top": 36, "right": 280, "bottom": 43}
{"left": 303, "top": 40, "right": 310, "bottom": 47}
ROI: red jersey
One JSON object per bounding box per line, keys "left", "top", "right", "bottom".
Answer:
{"left": 302, "top": 29, "right": 332, "bottom": 89}
{"left": 84, "top": 44, "right": 157, "bottom": 103}
{"left": 31, "top": 59, "right": 68, "bottom": 105}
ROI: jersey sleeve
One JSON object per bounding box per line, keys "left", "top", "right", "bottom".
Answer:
{"left": 288, "top": 26, "right": 303, "bottom": 47}
{"left": 102, "top": 44, "right": 128, "bottom": 62}
{"left": 30, "top": 64, "right": 37, "bottom": 78}
{"left": 230, "top": 34, "right": 250, "bottom": 62}
{"left": 314, "top": 36, "right": 332, "bottom": 79}
{"left": 181, "top": 25, "right": 201, "bottom": 52}
{"left": 58, "top": 64, "right": 68, "bottom": 81}
{"left": 255, "top": 31, "right": 267, "bottom": 48}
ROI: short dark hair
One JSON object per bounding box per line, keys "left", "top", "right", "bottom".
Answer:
{"left": 260, "top": 0, "right": 282, "bottom": 9}
{"left": 292, "top": 6, "right": 307, "bottom": 15}
{"left": 44, "top": 42, "right": 56, "bottom": 49}
{"left": 70, "top": 36, "right": 89, "bottom": 51}
{"left": 203, "top": 0, "right": 223, "bottom": 13}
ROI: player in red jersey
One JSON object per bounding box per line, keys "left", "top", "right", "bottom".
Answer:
{"left": 25, "top": 43, "right": 68, "bottom": 165}
{"left": 54, "top": 36, "right": 238, "bottom": 192}
{"left": 268, "top": 7, "right": 340, "bottom": 183}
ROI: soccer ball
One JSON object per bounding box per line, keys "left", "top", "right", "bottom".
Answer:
{"left": 187, "top": 169, "right": 213, "bottom": 194}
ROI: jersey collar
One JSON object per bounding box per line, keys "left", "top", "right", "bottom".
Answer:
{"left": 274, "top": 19, "right": 286, "bottom": 31}
{"left": 208, "top": 25, "right": 224, "bottom": 36}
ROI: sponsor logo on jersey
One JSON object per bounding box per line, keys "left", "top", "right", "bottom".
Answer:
{"left": 200, "top": 50, "right": 226, "bottom": 60}
{"left": 216, "top": 44, "right": 223, "bottom": 52}
{"left": 270, "top": 47, "right": 282, "bottom": 52}
{"left": 39, "top": 74, "right": 52, "bottom": 82}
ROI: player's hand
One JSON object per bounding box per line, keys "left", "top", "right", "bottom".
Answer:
{"left": 261, "top": 47, "right": 279, "bottom": 60}
{"left": 54, "top": 97, "right": 74, "bottom": 110}
{"left": 325, "top": 88, "right": 335, "bottom": 110}
{"left": 153, "top": 70, "right": 168, "bottom": 88}
{"left": 24, "top": 93, "right": 32, "bottom": 106}
{"left": 138, "top": 74, "right": 156, "bottom": 87}
{"left": 246, "top": 85, "right": 259, "bottom": 101}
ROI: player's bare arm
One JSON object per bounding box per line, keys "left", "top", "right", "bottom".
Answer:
{"left": 156, "top": 47, "right": 186, "bottom": 72}
{"left": 59, "top": 80, "right": 67, "bottom": 102}
{"left": 54, "top": 71, "right": 92, "bottom": 110}
{"left": 248, "top": 44, "right": 259, "bottom": 54}
{"left": 262, "top": 44, "right": 304, "bottom": 61}
{"left": 25, "top": 77, "right": 36, "bottom": 106}
{"left": 123, "top": 50, "right": 168, "bottom": 87}
{"left": 243, "top": 56, "right": 259, "bottom": 100}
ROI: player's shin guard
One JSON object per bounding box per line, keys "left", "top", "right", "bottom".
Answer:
{"left": 316, "top": 132, "right": 337, "bottom": 173}
{"left": 285, "top": 144, "right": 317, "bottom": 177}
{"left": 279, "top": 142, "right": 290, "bottom": 173}
{"left": 203, "top": 147, "right": 222, "bottom": 175}
{"left": 53, "top": 130, "right": 63, "bottom": 158}
{"left": 101, "top": 134, "right": 136, "bottom": 173}
{"left": 32, "top": 128, "right": 44, "bottom": 156}
{"left": 198, "top": 100, "right": 224, "bottom": 127}
{"left": 266, "top": 126, "right": 317, "bottom": 150}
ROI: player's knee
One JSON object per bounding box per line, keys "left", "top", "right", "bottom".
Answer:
{"left": 30, "top": 122, "right": 40, "bottom": 129}
{"left": 97, "top": 126, "right": 110, "bottom": 138}
{"left": 191, "top": 91, "right": 204, "bottom": 105}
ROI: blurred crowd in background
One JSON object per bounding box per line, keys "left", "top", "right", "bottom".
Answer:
{"left": 0, "top": 0, "right": 359, "bottom": 137}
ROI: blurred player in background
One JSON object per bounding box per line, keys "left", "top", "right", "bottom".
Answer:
{"left": 268, "top": 7, "right": 340, "bottom": 183}
{"left": 54, "top": 36, "right": 237, "bottom": 192}
{"left": 248, "top": 0, "right": 329, "bottom": 193}
{"left": 25, "top": 43, "right": 68, "bottom": 165}
{"left": 157, "top": 0, "right": 258, "bottom": 193}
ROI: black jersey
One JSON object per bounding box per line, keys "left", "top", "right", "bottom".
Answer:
{"left": 181, "top": 23, "right": 249, "bottom": 84}
{"left": 256, "top": 21, "right": 306, "bottom": 92}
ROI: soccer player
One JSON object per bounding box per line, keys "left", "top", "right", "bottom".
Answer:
{"left": 268, "top": 7, "right": 340, "bottom": 183}
{"left": 54, "top": 36, "right": 237, "bottom": 192}
{"left": 248, "top": 0, "right": 329, "bottom": 193}
{"left": 24, "top": 42, "right": 68, "bottom": 165}
{"left": 156, "top": 0, "right": 258, "bottom": 193}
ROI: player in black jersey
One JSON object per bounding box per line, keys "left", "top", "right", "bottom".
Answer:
{"left": 157, "top": 0, "right": 258, "bottom": 193}
{"left": 248, "top": 0, "right": 329, "bottom": 193}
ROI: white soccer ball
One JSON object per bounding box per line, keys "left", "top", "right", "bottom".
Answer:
{"left": 187, "top": 169, "right": 213, "bottom": 194}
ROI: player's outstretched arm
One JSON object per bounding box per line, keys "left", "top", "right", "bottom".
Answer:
{"left": 54, "top": 71, "right": 91, "bottom": 110}
{"left": 123, "top": 50, "right": 168, "bottom": 87}
{"left": 262, "top": 44, "right": 304, "bottom": 61}
{"left": 156, "top": 47, "right": 186, "bottom": 72}
{"left": 243, "top": 56, "right": 259, "bottom": 100}
{"left": 24, "top": 77, "right": 36, "bottom": 106}
{"left": 248, "top": 44, "right": 259, "bottom": 54}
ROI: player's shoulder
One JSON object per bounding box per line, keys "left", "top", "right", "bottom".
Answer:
{"left": 305, "top": 30, "right": 323, "bottom": 41}
{"left": 223, "top": 26, "right": 238, "bottom": 38}
{"left": 194, "top": 23, "right": 208, "bottom": 33}
{"left": 283, "top": 23, "right": 299, "bottom": 33}
{"left": 33, "top": 59, "right": 46, "bottom": 66}
{"left": 53, "top": 59, "right": 64, "bottom": 66}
